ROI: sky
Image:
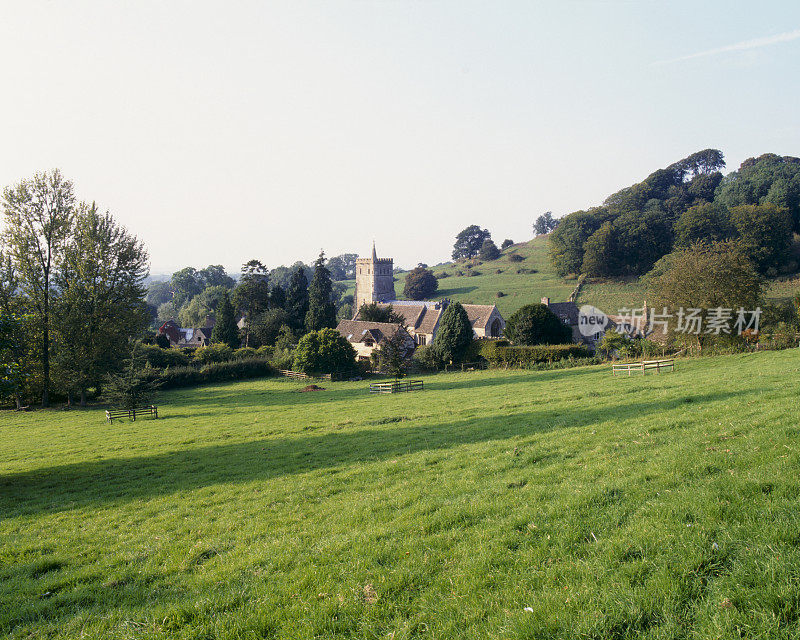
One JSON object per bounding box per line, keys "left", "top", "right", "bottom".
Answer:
{"left": 1, "top": 1, "right": 799, "bottom": 275}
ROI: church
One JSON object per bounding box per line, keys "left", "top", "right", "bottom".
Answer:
{"left": 337, "top": 244, "right": 505, "bottom": 359}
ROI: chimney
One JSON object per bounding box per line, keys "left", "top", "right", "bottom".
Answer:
{"left": 541, "top": 296, "right": 550, "bottom": 306}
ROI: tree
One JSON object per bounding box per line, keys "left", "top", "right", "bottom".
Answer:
{"left": 479, "top": 238, "right": 501, "bottom": 261}
{"left": 647, "top": 241, "right": 763, "bottom": 352}
{"left": 432, "top": 302, "right": 473, "bottom": 364}
{"left": 54, "top": 203, "right": 149, "bottom": 404}
{"left": 270, "top": 284, "right": 286, "bottom": 310}
{"left": 2, "top": 169, "right": 76, "bottom": 406}
{"left": 358, "top": 302, "right": 404, "bottom": 323}
{"left": 178, "top": 285, "right": 229, "bottom": 327}
{"left": 285, "top": 267, "right": 309, "bottom": 332}
{"left": 597, "top": 328, "right": 629, "bottom": 358}
{"left": 504, "top": 303, "right": 572, "bottom": 345}
{"left": 403, "top": 266, "right": 438, "bottom": 301}
{"left": 501, "top": 239, "right": 514, "bottom": 250}
{"left": 198, "top": 264, "right": 235, "bottom": 289}
{"left": 534, "top": 211, "right": 559, "bottom": 236}
{"left": 211, "top": 292, "right": 239, "bottom": 348}
{"left": 371, "top": 329, "right": 410, "bottom": 378}
{"left": 729, "top": 203, "right": 794, "bottom": 275}
{"left": 548, "top": 209, "right": 604, "bottom": 276}
{"left": 250, "top": 308, "right": 291, "bottom": 346}
{"left": 0, "top": 313, "right": 26, "bottom": 408}
{"left": 170, "top": 267, "right": 203, "bottom": 309}
{"left": 232, "top": 260, "right": 270, "bottom": 319}
{"left": 674, "top": 203, "right": 734, "bottom": 248}
{"left": 293, "top": 327, "right": 356, "bottom": 375}
{"left": 326, "top": 253, "right": 358, "bottom": 281}
{"left": 146, "top": 281, "right": 173, "bottom": 307}
{"left": 452, "top": 225, "right": 491, "bottom": 260}
{"left": 306, "top": 251, "right": 337, "bottom": 331}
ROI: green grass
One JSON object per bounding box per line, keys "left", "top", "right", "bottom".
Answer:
{"left": 2, "top": 349, "right": 800, "bottom": 638}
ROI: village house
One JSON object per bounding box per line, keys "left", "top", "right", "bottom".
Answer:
{"left": 335, "top": 319, "right": 414, "bottom": 362}
{"left": 157, "top": 318, "right": 215, "bottom": 348}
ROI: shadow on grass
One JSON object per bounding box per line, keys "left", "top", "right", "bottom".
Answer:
{"left": 0, "top": 389, "right": 747, "bottom": 518}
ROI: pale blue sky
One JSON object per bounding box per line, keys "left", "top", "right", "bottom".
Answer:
{"left": 1, "top": 1, "right": 798, "bottom": 273}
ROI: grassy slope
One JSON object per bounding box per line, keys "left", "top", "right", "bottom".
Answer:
{"left": 2, "top": 349, "right": 800, "bottom": 639}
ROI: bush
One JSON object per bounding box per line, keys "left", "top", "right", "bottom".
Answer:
{"left": 193, "top": 343, "right": 234, "bottom": 364}
{"left": 496, "top": 291, "right": 505, "bottom": 298}
{"left": 480, "top": 343, "right": 592, "bottom": 367}
{"left": 145, "top": 357, "right": 274, "bottom": 390}
{"left": 293, "top": 328, "right": 357, "bottom": 375}
{"left": 508, "top": 253, "right": 525, "bottom": 262}
{"left": 436, "top": 272, "right": 450, "bottom": 279}
{"left": 138, "top": 343, "right": 191, "bottom": 369}
{"left": 234, "top": 347, "right": 258, "bottom": 360}
{"left": 504, "top": 304, "right": 573, "bottom": 345}
{"left": 412, "top": 344, "right": 443, "bottom": 371}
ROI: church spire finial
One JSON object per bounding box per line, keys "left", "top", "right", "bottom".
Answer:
{"left": 372, "top": 240, "right": 377, "bottom": 261}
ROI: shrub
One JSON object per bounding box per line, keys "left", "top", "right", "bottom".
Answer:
{"left": 193, "top": 343, "right": 234, "bottom": 364}
{"left": 496, "top": 291, "right": 505, "bottom": 298}
{"left": 138, "top": 343, "right": 191, "bottom": 369}
{"left": 234, "top": 347, "right": 258, "bottom": 360}
{"left": 412, "top": 344, "right": 443, "bottom": 371}
{"left": 293, "top": 327, "right": 357, "bottom": 375}
{"left": 436, "top": 272, "right": 450, "bottom": 279}
{"left": 149, "top": 358, "right": 274, "bottom": 390}
{"left": 508, "top": 253, "right": 525, "bottom": 262}
{"left": 480, "top": 343, "right": 592, "bottom": 367}
{"left": 504, "top": 304, "right": 573, "bottom": 345}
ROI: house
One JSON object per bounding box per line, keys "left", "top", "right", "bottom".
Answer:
{"left": 335, "top": 319, "right": 414, "bottom": 362}
{"left": 540, "top": 297, "right": 586, "bottom": 343}
{"left": 157, "top": 318, "right": 215, "bottom": 348}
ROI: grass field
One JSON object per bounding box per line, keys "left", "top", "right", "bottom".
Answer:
{"left": 2, "top": 349, "right": 799, "bottom": 639}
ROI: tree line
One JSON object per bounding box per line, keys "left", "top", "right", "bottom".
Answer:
{"left": 549, "top": 151, "right": 800, "bottom": 279}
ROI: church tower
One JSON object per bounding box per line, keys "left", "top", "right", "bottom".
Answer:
{"left": 353, "top": 242, "right": 396, "bottom": 315}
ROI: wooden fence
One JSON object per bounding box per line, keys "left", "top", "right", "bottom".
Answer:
{"left": 612, "top": 359, "right": 674, "bottom": 376}
{"left": 368, "top": 380, "right": 424, "bottom": 394}
{"left": 106, "top": 405, "right": 158, "bottom": 423}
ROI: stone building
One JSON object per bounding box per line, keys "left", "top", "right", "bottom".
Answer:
{"left": 353, "top": 242, "right": 396, "bottom": 313}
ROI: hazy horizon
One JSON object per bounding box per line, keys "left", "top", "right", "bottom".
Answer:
{"left": 2, "top": 1, "right": 799, "bottom": 275}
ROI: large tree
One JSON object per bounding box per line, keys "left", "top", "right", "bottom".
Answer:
{"left": 452, "top": 225, "right": 491, "bottom": 261}
{"left": 647, "top": 241, "right": 763, "bottom": 352}
{"left": 730, "top": 203, "right": 794, "bottom": 275}
{"left": 54, "top": 202, "right": 149, "bottom": 404}
{"left": 479, "top": 238, "right": 501, "bottom": 261}
{"left": 2, "top": 169, "right": 76, "bottom": 406}
{"left": 293, "top": 327, "right": 356, "bottom": 375}
{"left": 403, "top": 266, "right": 438, "bottom": 301}
{"left": 326, "top": 253, "right": 358, "bottom": 281}
{"left": 432, "top": 302, "right": 473, "bottom": 364}
{"left": 286, "top": 266, "right": 310, "bottom": 332}
{"left": 211, "top": 292, "right": 240, "bottom": 348}
{"left": 306, "top": 251, "right": 337, "bottom": 331}
{"left": 534, "top": 212, "right": 559, "bottom": 236}
{"left": 503, "top": 303, "right": 572, "bottom": 345}
{"left": 359, "top": 302, "right": 404, "bottom": 324}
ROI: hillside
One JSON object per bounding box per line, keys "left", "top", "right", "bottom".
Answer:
{"left": 2, "top": 350, "right": 799, "bottom": 638}
{"left": 364, "top": 236, "right": 800, "bottom": 318}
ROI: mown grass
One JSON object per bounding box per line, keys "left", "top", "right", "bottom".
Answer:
{"left": 2, "top": 349, "right": 799, "bottom": 639}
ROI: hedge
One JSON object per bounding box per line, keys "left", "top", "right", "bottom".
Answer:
{"left": 144, "top": 357, "right": 275, "bottom": 390}
{"left": 479, "top": 342, "right": 592, "bottom": 367}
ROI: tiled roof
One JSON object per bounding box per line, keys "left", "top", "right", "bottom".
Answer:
{"left": 336, "top": 320, "right": 406, "bottom": 344}
{"left": 461, "top": 304, "right": 498, "bottom": 329}
{"left": 547, "top": 302, "right": 580, "bottom": 325}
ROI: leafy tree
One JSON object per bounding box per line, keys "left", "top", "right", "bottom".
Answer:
{"left": 647, "top": 241, "right": 763, "bottom": 352}
{"left": 270, "top": 262, "right": 314, "bottom": 291}
{"left": 501, "top": 239, "right": 514, "bottom": 250}
{"left": 178, "top": 285, "right": 229, "bottom": 327}
{"left": 54, "top": 203, "right": 149, "bottom": 404}
{"left": 674, "top": 203, "right": 734, "bottom": 248}
{"left": 232, "top": 259, "right": 270, "bottom": 319}
{"left": 337, "top": 303, "right": 353, "bottom": 321}
{"left": 306, "top": 251, "right": 337, "bottom": 331}
{"left": 193, "top": 343, "right": 234, "bottom": 364}
{"left": 358, "top": 302, "right": 404, "bottom": 323}
{"left": 0, "top": 313, "right": 25, "bottom": 407}
{"left": 432, "top": 302, "right": 473, "bottom": 364}
{"left": 452, "top": 225, "right": 491, "bottom": 260}
{"left": 548, "top": 209, "right": 604, "bottom": 276}
{"left": 198, "top": 265, "right": 235, "bottom": 289}
{"left": 403, "top": 266, "right": 438, "bottom": 301}
{"left": 293, "top": 327, "right": 356, "bottom": 375}
{"left": 370, "top": 329, "right": 410, "bottom": 378}
{"left": 285, "top": 267, "right": 309, "bottom": 332}
{"left": 479, "top": 238, "right": 501, "bottom": 261}
{"left": 534, "top": 211, "right": 559, "bottom": 236}
{"left": 715, "top": 154, "right": 800, "bottom": 233}
{"left": 2, "top": 169, "right": 76, "bottom": 406}
{"left": 597, "top": 328, "right": 629, "bottom": 358}
{"left": 170, "top": 267, "right": 203, "bottom": 309}
{"left": 504, "top": 303, "right": 572, "bottom": 345}
{"left": 250, "top": 308, "right": 291, "bottom": 346}
{"left": 146, "top": 281, "right": 173, "bottom": 307}
{"left": 0, "top": 253, "right": 30, "bottom": 408}
{"left": 730, "top": 203, "right": 794, "bottom": 275}
{"left": 157, "top": 302, "right": 177, "bottom": 323}
{"left": 326, "top": 253, "right": 358, "bottom": 281}
{"left": 211, "top": 292, "right": 240, "bottom": 348}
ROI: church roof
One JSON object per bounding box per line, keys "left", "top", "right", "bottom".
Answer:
{"left": 336, "top": 319, "right": 407, "bottom": 344}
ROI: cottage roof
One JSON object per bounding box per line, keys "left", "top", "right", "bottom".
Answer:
{"left": 336, "top": 319, "right": 407, "bottom": 344}
{"left": 461, "top": 304, "right": 499, "bottom": 330}
{"left": 547, "top": 302, "right": 580, "bottom": 326}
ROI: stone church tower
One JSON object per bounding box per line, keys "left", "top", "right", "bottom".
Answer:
{"left": 353, "top": 242, "right": 396, "bottom": 315}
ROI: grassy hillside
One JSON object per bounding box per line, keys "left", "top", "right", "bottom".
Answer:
{"left": 2, "top": 349, "right": 800, "bottom": 638}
